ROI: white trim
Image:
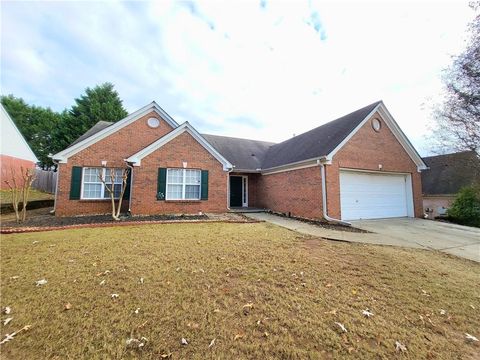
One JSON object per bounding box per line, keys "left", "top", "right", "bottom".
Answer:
{"left": 0, "top": 103, "right": 38, "bottom": 163}
{"left": 261, "top": 158, "right": 325, "bottom": 175}
{"left": 242, "top": 175, "right": 248, "bottom": 207}
{"left": 339, "top": 167, "right": 412, "bottom": 176}
{"left": 126, "top": 122, "right": 233, "bottom": 171}
{"left": 51, "top": 102, "right": 179, "bottom": 163}
{"left": 327, "top": 102, "right": 427, "bottom": 172}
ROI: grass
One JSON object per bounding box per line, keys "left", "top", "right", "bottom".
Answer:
{"left": 1, "top": 222, "right": 479, "bottom": 359}
{"left": 0, "top": 189, "right": 54, "bottom": 205}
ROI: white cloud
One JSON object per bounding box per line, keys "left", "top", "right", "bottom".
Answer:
{"left": 1, "top": 0, "right": 474, "bottom": 154}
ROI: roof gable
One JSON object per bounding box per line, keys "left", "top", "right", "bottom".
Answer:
{"left": 261, "top": 101, "right": 381, "bottom": 169}
{"left": 126, "top": 123, "right": 233, "bottom": 171}
{"left": 260, "top": 101, "right": 427, "bottom": 172}
{"left": 52, "top": 102, "right": 179, "bottom": 163}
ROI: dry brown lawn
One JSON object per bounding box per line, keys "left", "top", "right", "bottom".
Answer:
{"left": 0, "top": 222, "right": 479, "bottom": 359}
{"left": 0, "top": 189, "right": 54, "bottom": 205}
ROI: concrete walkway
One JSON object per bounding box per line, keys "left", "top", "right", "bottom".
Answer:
{"left": 245, "top": 213, "right": 480, "bottom": 262}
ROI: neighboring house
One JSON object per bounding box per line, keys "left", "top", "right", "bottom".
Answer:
{"left": 422, "top": 151, "right": 480, "bottom": 219}
{"left": 0, "top": 103, "right": 38, "bottom": 190}
{"left": 52, "top": 101, "right": 427, "bottom": 221}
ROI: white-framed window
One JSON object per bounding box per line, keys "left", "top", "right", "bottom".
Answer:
{"left": 81, "top": 167, "right": 124, "bottom": 199}
{"left": 166, "top": 168, "right": 201, "bottom": 200}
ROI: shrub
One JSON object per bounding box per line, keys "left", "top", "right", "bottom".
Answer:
{"left": 448, "top": 185, "right": 480, "bottom": 227}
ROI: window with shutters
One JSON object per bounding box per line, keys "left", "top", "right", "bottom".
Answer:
{"left": 81, "top": 167, "right": 123, "bottom": 199}
{"left": 166, "top": 168, "right": 201, "bottom": 200}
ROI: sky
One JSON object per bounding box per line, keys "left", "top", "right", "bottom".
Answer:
{"left": 1, "top": 0, "right": 475, "bottom": 155}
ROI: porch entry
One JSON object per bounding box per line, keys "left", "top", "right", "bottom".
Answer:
{"left": 229, "top": 175, "right": 248, "bottom": 207}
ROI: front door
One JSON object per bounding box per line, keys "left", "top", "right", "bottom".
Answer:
{"left": 230, "top": 176, "right": 243, "bottom": 207}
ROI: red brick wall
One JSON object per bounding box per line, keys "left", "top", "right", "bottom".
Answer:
{"left": 256, "top": 166, "right": 323, "bottom": 219}
{"left": 56, "top": 111, "right": 175, "bottom": 216}
{"left": 327, "top": 112, "right": 423, "bottom": 218}
{"left": 132, "top": 131, "right": 227, "bottom": 214}
{"left": 0, "top": 155, "right": 36, "bottom": 190}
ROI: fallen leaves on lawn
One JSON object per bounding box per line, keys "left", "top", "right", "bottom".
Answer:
{"left": 160, "top": 352, "right": 172, "bottom": 358}
{"left": 0, "top": 325, "right": 32, "bottom": 345}
{"left": 395, "top": 341, "right": 407, "bottom": 352}
{"left": 465, "top": 333, "right": 478, "bottom": 342}
{"left": 243, "top": 303, "right": 254, "bottom": 315}
{"left": 421, "top": 289, "right": 430, "bottom": 297}
{"left": 440, "top": 309, "right": 446, "bottom": 315}
{"left": 134, "top": 308, "right": 140, "bottom": 314}
{"left": 334, "top": 322, "right": 347, "bottom": 333}
{"left": 139, "top": 277, "right": 144, "bottom": 284}
{"left": 96, "top": 270, "right": 110, "bottom": 276}
{"left": 187, "top": 322, "right": 199, "bottom": 329}
{"left": 362, "top": 309, "right": 374, "bottom": 318}
{"left": 111, "top": 293, "right": 119, "bottom": 299}
{"left": 324, "top": 309, "right": 337, "bottom": 315}
{"left": 32, "top": 241, "right": 39, "bottom": 244}
{"left": 181, "top": 338, "right": 188, "bottom": 345}
{"left": 3, "top": 318, "right": 13, "bottom": 326}
{"left": 469, "top": 304, "right": 475, "bottom": 310}
{"left": 208, "top": 338, "right": 216, "bottom": 348}
{"left": 99, "top": 280, "right": 106, "bottom": 286}
{"left": 35, "top": 279, "right": 47, "bottom": 286}
{"left": 2, "top": 307, "right": 11, "bottom": 315}
{"left": 126, "top": 336, "right": 148, "bottom": 349}
{"left": 64, "top": 303, "right": 72, "bottom": 311}
{"left": 234, "top": 333, "right": 244, "bottom": 341}
{"left": 9, "top": 276, "right": 19, "bottom": 280}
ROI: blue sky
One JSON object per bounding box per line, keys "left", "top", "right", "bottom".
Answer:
{"left": 1, "top": 0, "right": 475, "bottom": 155}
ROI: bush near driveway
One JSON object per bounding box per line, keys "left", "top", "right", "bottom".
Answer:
{"left": 1, "top": 223, "right": 479, "bottom": 359}
{"left": 448, "top": 185, "right": 480, "bottom": 227}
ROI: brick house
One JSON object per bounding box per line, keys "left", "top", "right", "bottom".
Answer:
{"left": 52, "top": 101, "right": 427, "bottom": 221}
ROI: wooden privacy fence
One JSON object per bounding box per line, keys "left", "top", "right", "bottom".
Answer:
{"left": 32, "top": 169, "right": 57, "bottom": 194}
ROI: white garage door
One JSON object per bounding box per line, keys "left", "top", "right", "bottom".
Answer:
{"left": 340, "top": 170, "right": 410, "bottom": 220}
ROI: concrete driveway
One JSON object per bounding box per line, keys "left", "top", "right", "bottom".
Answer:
{"left": 351, "top": 218, "right": 480, "bottom": 262}
{"left": 246, "top": 213, "right": 480, "bottom": 262}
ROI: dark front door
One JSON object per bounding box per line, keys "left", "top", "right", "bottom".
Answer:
{"left": 230, "top": 176, "right": 243, "bottom": 207}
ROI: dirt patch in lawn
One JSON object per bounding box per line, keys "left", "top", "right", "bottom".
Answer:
{"left": 1, "top": 223, "right": 479, "bottom": 359}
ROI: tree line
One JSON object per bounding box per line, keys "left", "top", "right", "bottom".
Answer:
{"left": 1, "top": 83, "right": 128, "bottom": 169}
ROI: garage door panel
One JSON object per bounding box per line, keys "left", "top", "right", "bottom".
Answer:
{"left": 340, "top": 171, "right": 409, "bottom": 220}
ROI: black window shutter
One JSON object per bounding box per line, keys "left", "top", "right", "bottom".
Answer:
{"left": 70, "top": 166, "right": 82, "bottom": 200}
{"left": 122, "top": 169, "right": 131, "bottom": 200}
{"left": 201, "top": 170, "right": 209, "bottom": 200}
{"left": 157, "top": 168, "right": 167, "bottom": 200}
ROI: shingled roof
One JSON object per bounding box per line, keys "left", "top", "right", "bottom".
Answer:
{"left": 69, "top": 121, "right": 113, "bottom": 147}
{"left": 261, "top": 101, "right": 381, "bottom": 169}
{"left": 68, "top": 101, "right": 390, "bottom": 171}
{"left": 422, "top": 151, "right": 480, "bottom": 195}
{"left": 202, "top": 134, "right": 275, "bottom": 171}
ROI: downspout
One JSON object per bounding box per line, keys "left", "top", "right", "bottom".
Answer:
{"left": 318, "top": 159, "right": 351, "bottom": 226}
{"left": 124, "top": 161, "right": 134, "bottom": 214}
{"left": 50, "top": 159, "right": 60, "bottom": 214}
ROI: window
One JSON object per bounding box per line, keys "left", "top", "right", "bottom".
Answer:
{"left": 82, "top": 167, "right": 124, "bottom": 199}
{"left": 166, "top": 168, "right": 201, "bottom": 200}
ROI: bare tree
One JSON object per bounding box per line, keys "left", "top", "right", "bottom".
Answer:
{"left": 432, "top": 2, "right": 480, "bottom": 153}
{"left": 4, "top": 167, "right": 36, "bottom": 222}
{"left": 98, "top": 167, "right": 130, "bottom": 220}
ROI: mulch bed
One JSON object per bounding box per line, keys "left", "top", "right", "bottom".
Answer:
{"left": 1, "top": 213, "right": 259, "bottom": 234}
{"left": 269, "top": 211, "right": 371, "bottom": 233}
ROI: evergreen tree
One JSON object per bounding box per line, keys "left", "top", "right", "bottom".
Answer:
{"left": 63, "top": 82, "right": 128, "bottom": 145}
